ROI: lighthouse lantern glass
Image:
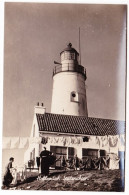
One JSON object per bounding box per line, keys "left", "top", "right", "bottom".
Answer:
{"left": 62, "top": 51, "right": 75, "bottom": 60}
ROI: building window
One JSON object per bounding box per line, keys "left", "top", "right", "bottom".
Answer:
{"left": 68, "top": 147, "right": 75, "bottom": 159}
{"left": 83, "top": 136, "right": 89, "bottom": 142}
{"left": 82, "top": 148, "right": 98, "bottom": 160}
{"left": 71, "top": 91, "right": 79, "bottom": 102}
{"left": 100, "top": 150, "right": 106, "bottom": 157}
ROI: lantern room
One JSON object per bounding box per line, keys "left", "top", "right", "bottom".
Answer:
{"left": 53, "top": 43, "right": 86, "bottom": 80}
{"left": 60, "top": 43, "right": 79, "bottom": 63}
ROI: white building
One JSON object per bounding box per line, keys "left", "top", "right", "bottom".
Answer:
{"left": 24, "top": 43, "right": 125, "bottom": 170}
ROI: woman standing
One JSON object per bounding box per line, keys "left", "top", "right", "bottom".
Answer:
{"left": 3, "top": 157, "right": 14, "bottom": 187}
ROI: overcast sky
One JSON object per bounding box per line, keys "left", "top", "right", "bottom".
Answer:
{"left": 3, "top": 3, "right": 126, "bottom": 137}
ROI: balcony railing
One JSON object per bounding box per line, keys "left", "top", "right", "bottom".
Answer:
{"left": 53, "top": 64, "right": 87, "bottom": 80}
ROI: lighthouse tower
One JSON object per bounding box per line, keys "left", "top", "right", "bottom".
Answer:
{"left": 51, "top": 43, "right": 88, "bottom": 117}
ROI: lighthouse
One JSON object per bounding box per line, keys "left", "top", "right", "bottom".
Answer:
{"left": 51, "top": 43, "right": 88, "bottom": 116}
{"left": 24, "top": 43, "right": 125, "bottom": 172}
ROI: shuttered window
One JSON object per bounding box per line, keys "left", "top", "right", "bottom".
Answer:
{"left": 68, "top": 147, "right": 74, "bottom": 159}
{"left": 100, "top": 150, "right": 106, "bottom": 156}
{"left": 82, "top": 148, "right": 98, "bottom": 157}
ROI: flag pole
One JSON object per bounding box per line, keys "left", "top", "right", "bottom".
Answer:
{"left": 79, "top": 27, "right": 81, "bottom": 65}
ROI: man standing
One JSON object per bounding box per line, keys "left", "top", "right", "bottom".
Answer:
{"left": 40, "top": 147, "right": 51, "bottom": 176}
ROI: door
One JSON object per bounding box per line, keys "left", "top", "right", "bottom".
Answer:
{"left": 56, "top": 146, "right": 67, "bottom": 167}
{"left": 50, "top": 146, "right": 67, "bottom": 167}
{"left": 82, "top": 148, "right": 98, "bottom": 168}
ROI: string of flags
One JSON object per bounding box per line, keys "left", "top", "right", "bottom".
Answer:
{"left": 3, "top": 134, "right": 125, "bottom": 150}
{"left": 2, "top": 137, "right": 42, "bottom": 149}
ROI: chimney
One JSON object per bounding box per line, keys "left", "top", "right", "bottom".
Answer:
{"left": 34, "top": 102, "right": 46, "bottom": 114}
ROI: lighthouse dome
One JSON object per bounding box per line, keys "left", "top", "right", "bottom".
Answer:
{"left": 60, "top": 43, "right": 79, "bottom": 55}
{"left": 60, "top": 43, "right": 79, "bottom": 63}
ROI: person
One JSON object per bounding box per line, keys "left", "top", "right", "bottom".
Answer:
{"left": 3, "top": 157, "right": 14, "bottom": 187}
{"left": 62, "top": 156, "right": 67, "bottom": 169}
{"left": 36, "top": 157, "right": 40, "bottom": 171}
{"left": 62, "top": 156, "right": 66, "bottom": 166}
{"left": 74, "top": 155, "right": 79, "bottom": 170}
{"left": 40, "top": 147, "right": 51, "bottom": 176}
{"left": 69, "top": 157, "right": 74, "bottom": 169}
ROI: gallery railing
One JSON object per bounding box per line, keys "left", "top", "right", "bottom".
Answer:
{"left": 53, "top": 63, "right": 87, "bottom": 80}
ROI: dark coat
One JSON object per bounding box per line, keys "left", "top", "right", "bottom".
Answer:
{"left": 3, "top": 162, "right": 13, "bottom": 186}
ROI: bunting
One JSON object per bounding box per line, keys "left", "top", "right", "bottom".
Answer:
{"left": 10, "top": 137, "right": 20, "bottom": 149}
{"left": 3, "top": 137, "right": 11, "bottom": 149}
{"left": 19, "top": 137, "right": 29, "bottom": 149}
{"left": 3, "top": 137, "right": 30, "bottom": 149}
{"left": 29, "top": 137, "right": 42, "bottom": 144}
{"left": 63, "top": 137, "right": 66, "bottom": 146}
{"left": 119, "top": 134, "right": 125, "bottom": 151}
{"left": 41, "top": 137, "right": 48, "bottom": 144}
{"left": 109, "top": 135, "right": 118, "bottom": 147}
{"left": 101, "top": 136, "right": 108, "bottom": 147}
{"left": 95, "top": 136, "right": 100, "bottom": 146}
{"left": 66, "top": 137, "right": 71, "bottom": 146}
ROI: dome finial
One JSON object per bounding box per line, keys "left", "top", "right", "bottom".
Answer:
{"left": 67, "top": 43, "right": 72, "bottom": 48}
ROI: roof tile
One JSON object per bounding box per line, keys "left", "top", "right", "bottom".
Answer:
{"left": 36, "top": 113, "right": 125, "bottom": 136}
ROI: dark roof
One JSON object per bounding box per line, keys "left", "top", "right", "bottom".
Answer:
{"left": 60, "top": 43, "right": 79, "bottom": 55}
{"left": 36, "top": 113, "right": 125, "bottom": 136}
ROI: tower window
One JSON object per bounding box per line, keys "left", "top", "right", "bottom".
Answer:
{"left": 72, "top": 93, "right": 76, "bottom": 98}
{"left": 61, "top": 53, "right": 65, "bottom": 61}
{"left": 64, "top": 51, "right": 75, "bottom": 60}
{"left": 71, "top": 91, "right": 79, "bottom": 102}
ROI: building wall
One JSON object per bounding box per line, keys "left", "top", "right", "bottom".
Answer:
{"left": 24, "top": 108, "right": 125, "bottom": 170}
{"left": 24, "top": 109, "right": 40, "bottom": 166}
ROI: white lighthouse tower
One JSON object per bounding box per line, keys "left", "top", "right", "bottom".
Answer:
{"left": 51, "top": 43, "right": 88, "bottom": 117}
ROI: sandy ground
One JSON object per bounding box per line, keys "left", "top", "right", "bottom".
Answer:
{"left": 2, "top": 169, "right": 124, "bottom": 191}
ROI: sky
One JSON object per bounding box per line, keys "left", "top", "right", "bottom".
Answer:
{"left": 3, "top": 2, "right": 127, "bottom": 137}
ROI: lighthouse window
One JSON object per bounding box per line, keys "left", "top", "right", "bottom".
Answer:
{"left": 71, "top": 91, "right": 79, "bottom": 102}
{"left": 72, "top": 93, "right": 76, "bottom": 98}
{"left": 70, "top": 53, "right": 75, "bottom": 59}
{"left": 64, "top": 51, "right": 75, "bottom": 60}
{"left": 61, "top": 53, "right": 65, "bottom": 61}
